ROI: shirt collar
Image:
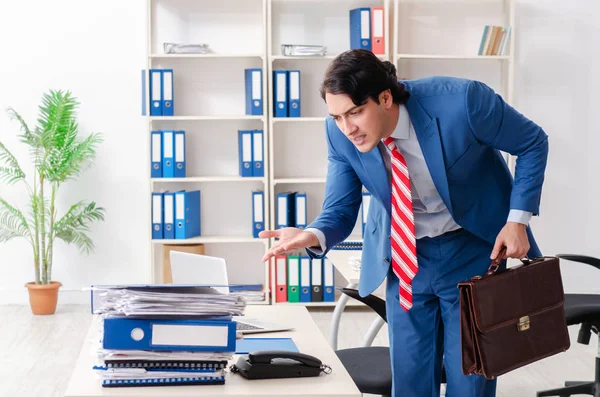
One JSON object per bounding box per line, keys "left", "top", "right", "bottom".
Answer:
{"left": 389, "top": 104, "right": 410, "bottom": 140}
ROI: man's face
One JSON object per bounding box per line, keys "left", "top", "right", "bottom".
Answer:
{"left": 325, "top": 92, "right": 387, "bottom": 153}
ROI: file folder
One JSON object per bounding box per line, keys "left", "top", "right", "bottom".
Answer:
{"left": 350, "top": 8, "right": 372, "bottom": 51}
{"left": 161, "top": 69, "right": 174, "bottom": 116}
{"left": 163, "top": 191, "right": 175, "bottom": 239}
{"left": 311, "top": 258, "right": 323, "bottom": 302}
{"left": 150, "top": 131, "right": 162, "bottom": 178}
{"left": 273, "top": 70, "right": 288, "bottom": 117}
{"left": 235, "top": 338, "right": 298, "bottom": 354}
{"left": 252, "top": 129, "right": 264, "bottom": 177}
{"left": 276, "top": 191, "right": 296, "bottom": 229}
{"left": 238, "top": 130, "right": 253, "bottom": 177}
{"left": 101, "top": 375, "right": 225, "bottom": 388}
{"left": 175, "top": 190, "right": 201, "bottom": 239}
{"left": 287, "top": 70, "right": 301, "bottom": 117}
{"left": 174, "top": 130, "right": 186, "bottom": 178}
{"left": 323, "top": 257, "right": 335, "bottom": 302}
{"left": 245, "top": 68, "right": 263, "bottom": 116}
{"left": 275, "top": 255, "right": 287, "bottom": 302}
{"left": 371, "top": 7, "right": 385, "bottom": 55}
{"left": 149, "top": 69, "right": 162, "bottom": 116}
{"left": 300, "top": 256, "right": 311, "bottom": 303}
{"left": 295, "top": 192, "right": 307, "bottom": 229}
{"left": 162, "top": 130, "right": 175, "bottom": 178}
{"left": 287, "top": 255, "right": 300, "bottom": 303}
{"left": 362, "top": 191, "right": 371, "bottom": 236}
{"left": 252, "top": 190, "right": 264, "bottom": 238}
{"left": 102, "top": 317, "right": 236, "bottom": 352}
{"left": 152, "top": 192, "right": 163, "bottom": 239}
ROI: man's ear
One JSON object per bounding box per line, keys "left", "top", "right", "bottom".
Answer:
{"left": 379, "top": 89, "right": 393, "bottom": 108}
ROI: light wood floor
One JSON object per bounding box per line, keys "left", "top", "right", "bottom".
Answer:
{"left": 0, "top": 304, "right": 595, "bottom": 397}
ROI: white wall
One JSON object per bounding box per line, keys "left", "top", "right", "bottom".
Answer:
{"left": 0, "top": 0, "right": 598, "bottom": 304}
{"left": 0, "top": 0, "right": 149, "bottom": 303}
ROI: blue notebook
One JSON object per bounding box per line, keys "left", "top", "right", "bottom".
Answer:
{"left": 235, "top": 338, "right": 298, "bottom": 354}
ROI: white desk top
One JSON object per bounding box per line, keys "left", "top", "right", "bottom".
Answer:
{"left": 64, "top": 306, "right": 361, "bottom": 397}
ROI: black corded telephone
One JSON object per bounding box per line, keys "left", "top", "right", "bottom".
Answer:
{"left": 230, "top": 350, "right": 332, "bottom": 380}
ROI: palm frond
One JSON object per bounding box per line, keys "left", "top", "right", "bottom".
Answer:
{"left": 0, "top": 142, "right": 25, "bottom": 184}
{"left": 0, "top": 197, "right": 30, "bottom": 243}
{"left": 6, "top": 107, "right": 38, "bottom": 148}
{"left": 47, "top": 132, "right": 103, "bottom": 182}
{"left": 53, "top": 201, "right": 105, "bottom": 254}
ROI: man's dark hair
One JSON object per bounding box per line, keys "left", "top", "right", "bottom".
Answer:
{"left": 320, "top": 49, "right": 409, "bottom": 106}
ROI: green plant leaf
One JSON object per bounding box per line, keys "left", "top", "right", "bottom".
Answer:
{"left": 53, "top": 201, "right": 105, "bottom": 254}
{"left": 0, "top": 197, "right": 30, "bottom": 243}
{"left": 0, "top": 142, "right": 25, "bottom": 184}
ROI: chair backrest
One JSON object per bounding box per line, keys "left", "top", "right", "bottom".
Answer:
{"left": 340, "top": 288, "right": 387, "bottom": 323}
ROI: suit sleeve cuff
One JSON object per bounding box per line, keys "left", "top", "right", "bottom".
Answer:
{"left": 507, "top": 210, "right": 532, "bottom": 225}
{"left": 304, "top": 228, "right": 327, "bottom": 255}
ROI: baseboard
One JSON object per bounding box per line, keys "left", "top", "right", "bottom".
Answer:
{"left": 0, "top": 287, "right": 90, "bottom": 305}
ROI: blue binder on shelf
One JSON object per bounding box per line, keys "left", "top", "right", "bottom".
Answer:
{"left": 361, "top": 191, "right": 371, "bottom": 236}
{"left": 252, "top": 190, "right": 264, "bottom": 238}
{"left": 149, "top": 69, "right": 162, "bottom": 116}
{"left": 175, "top": 190, "right": 201, "bottom": 239}
{"left": 238, "top": 130, "right": 253, "bottom": 177}
{"left": 162, "top": 130, "right": 175, "bottom": 178}
{"left": 151, "top": 192, "right": 163, "bottom": 239}
{"left": 174, "top": 130, "right": 186, "bottom": 178}
{"left": 245, "top": 68, "right": 263, "bottom": 116}
{"left": 323, "top": 257, "right": 335, "bottom": 302}
{"left": 163, "top": 191, "right": 175, "bottom": 239}
{"left": 273, "top": 70, "right": 288, "bottom": 117}
{"left": 350, "top": 8, "right": 372, "bottom": 50}
{"left": 299, "top": 256, "right": 311, "bottom": 303}
{"left": 102, "top": 317, "right": 236, "bottom": 352}
{"left": 161, "top": 69, "right": 174, "bottom": 116}
{"left": 252, "top": 129, "right": 264, "bottom": 177}
{"left": 150, "top": 131, "right": 162, "bottom": 178}
{"left": 295, "top": 192, "right": 307, "bottom": 229}
{"left": 287, "top": 70, "right": 301, "bottom": 117}
{"left": 276, "top": 191, "right": 296, "bottom": 229}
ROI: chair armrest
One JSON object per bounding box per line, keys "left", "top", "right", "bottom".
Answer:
{"left": 340, "top": 288, "right": 387, "bottom": 323}
{"left": 557, "top": 254, "right": 600, "bottom": 271}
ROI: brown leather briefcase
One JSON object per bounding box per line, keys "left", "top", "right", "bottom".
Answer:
{"left": 458, "top": 249, "right": 570, "bottom": 379}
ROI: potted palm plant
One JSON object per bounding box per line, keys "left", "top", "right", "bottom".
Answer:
{"left": 0, "top": 90, "right": 105, "bottom": 315}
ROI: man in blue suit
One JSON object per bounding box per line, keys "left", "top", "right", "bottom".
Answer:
{"left": 260, "top": 49, "right": 548, "bottom": 397}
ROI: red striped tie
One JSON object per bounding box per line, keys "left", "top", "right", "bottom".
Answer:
{"left": 384, "top": 137, "right": 418, "bottom": 311}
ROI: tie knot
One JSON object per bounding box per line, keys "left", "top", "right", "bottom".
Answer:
{"left": 383, "top": 137, "right": 396, "bottom": 151}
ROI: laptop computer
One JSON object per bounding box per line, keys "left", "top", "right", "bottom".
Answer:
{"left": 169, "top": 251, "right": 294, "bottom": 334}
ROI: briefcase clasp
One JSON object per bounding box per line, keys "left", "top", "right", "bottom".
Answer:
{"left": 517, "top": 316, "right": 530, "bottom": 332}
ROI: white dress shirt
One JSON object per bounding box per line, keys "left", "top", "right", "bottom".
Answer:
{"left": 307, "top": 104, "right": 531, "bottom": 252}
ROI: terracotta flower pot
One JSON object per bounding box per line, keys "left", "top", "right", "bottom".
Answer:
{"left": 25, "top": 281, "right": 62, "bottom": 315}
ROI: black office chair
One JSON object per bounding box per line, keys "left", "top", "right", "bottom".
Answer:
{"left": 335, "top": 288, "right": 446, "bottom": 396}
{"left": 537, "top": 254, "right": 600, "bottom": 397}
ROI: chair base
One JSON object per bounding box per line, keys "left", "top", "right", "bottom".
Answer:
{"left": 536, "top": 381, "right": 597, "bottom": 397}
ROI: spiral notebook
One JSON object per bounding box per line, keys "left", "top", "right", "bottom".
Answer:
{"left": 104, "top": 360, "right": 228, "bottom": 370}
{"left": 101, "top": 375, "right": 225, "bottom": 387}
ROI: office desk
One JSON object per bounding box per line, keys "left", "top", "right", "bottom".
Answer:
{"left": 64, "top": 306, "right": 361, "bottom": 397}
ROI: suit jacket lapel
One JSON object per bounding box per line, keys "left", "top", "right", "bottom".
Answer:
{"left": 358, "top": 145, "right": 391, "bottom": 216}
{"left": 404, "top": 94, "right": 454, "bottom": 216}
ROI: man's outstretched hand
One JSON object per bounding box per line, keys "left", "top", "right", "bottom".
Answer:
{"left": 259, "top": 227, "right": 320, "bottom": 262}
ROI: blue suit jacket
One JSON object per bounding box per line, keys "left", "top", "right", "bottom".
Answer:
{"left": 307, "top": 76, "right": 549, "bottom": 297}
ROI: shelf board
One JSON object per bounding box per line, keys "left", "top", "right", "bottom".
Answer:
{"left": 153, "top": 236, "right": 267, "bottom": 245}
{"left": 271, "top": 54, "right": 388, "bottom": 61}
{"left": 273, "top": 299, "right": 367, "bottom": 308}
{"left": 150, "top": 53, "right": 265, "bottom": 59}
{"left": 397, "top": 54, "right": 510, "bottom": 60}
{"left": 273, "top": 177, "right": 326, "bottom": 184}
{"left": 149, "top": 116, "right": 265, "bottom": 121}
{"left": 272, "top": 117, "right": 326, "bottom": 123}
{"left": 152, "top": 176, "right": 266, "bottom": 184}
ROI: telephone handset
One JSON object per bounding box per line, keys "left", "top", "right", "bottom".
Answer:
{"left": 230, "top": 350, "right": 332, "bottom": 380}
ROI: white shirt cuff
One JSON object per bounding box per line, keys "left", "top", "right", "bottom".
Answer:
{"left": 304, "top": 228, "right": 327, "bottom": 255}
{"left": 507, "top": 210, "right": 532, "bottom": 225}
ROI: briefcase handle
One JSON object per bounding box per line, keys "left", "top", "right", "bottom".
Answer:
{"left": 486, "top": 247, "right": 536, "bottom": 276}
